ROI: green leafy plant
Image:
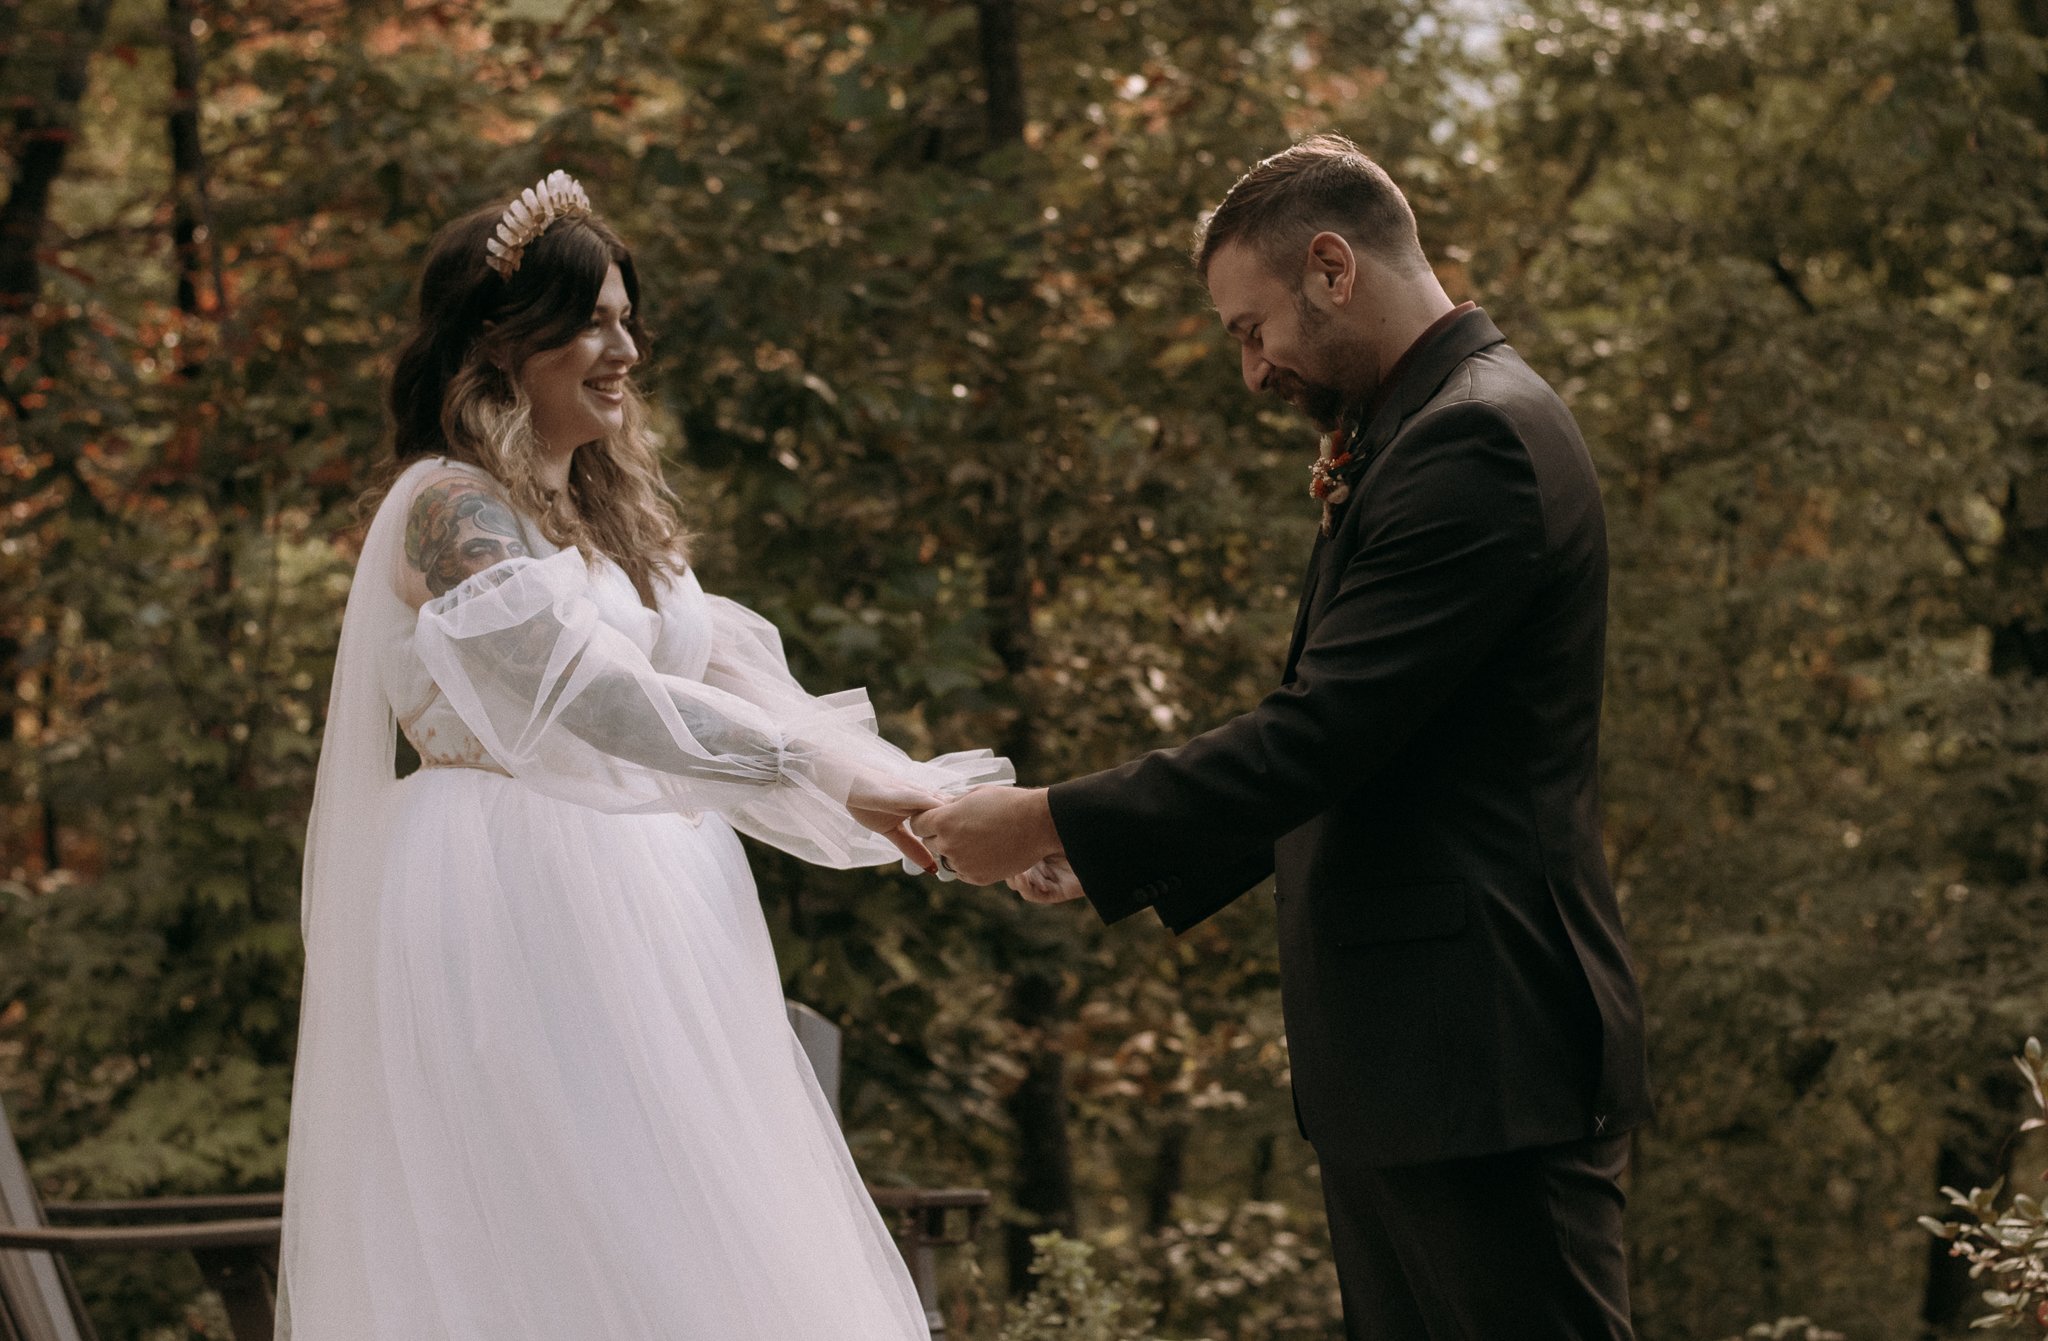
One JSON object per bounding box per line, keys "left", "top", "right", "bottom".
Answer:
{"left": 998, "top": 1233, "right": 1166, "bottom": 1341}
{"left": 1148, "top": 1199, "right": 1338, "bottom": 1337}
{"left": 1921, "top": 1038, "right": 2048, "bottom": 1331}
{"left": 1717, "top": 1320, "right": 1845, "bottom": 1341}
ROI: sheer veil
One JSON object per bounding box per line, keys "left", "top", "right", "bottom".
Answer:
{"left": 276, "top": 458, "right": 440, "bottom": 1334}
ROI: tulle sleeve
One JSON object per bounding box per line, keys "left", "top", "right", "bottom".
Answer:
{"left": 694, "top": 590, "right": 1013, "bottom": 863}
{"left": 411, "top": 549, "right": 1010, "bottom": 868}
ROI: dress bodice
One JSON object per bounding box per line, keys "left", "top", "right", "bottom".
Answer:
{"left": 383, "top": 543, "right": 711, "bottom": 774}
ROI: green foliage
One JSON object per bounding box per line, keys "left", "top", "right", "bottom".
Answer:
{"left": 1921, "top": 1038, "right": 2048, "bottom": 1332}
{"left": 2, "top": 0, "right": 2047, "bottom": 1336}
{"left": 998, "top": 1232, "right": 1164, "bottom": 1341}
{"left": 33, "top": 1056, "right": 290, "bottom": 1196}
{"left": 1140, "top": 1199, "right": 1339, "bottom": 1339}
{"left": 1718, "top": 1323, "right": 1846, "bottom": 1341}
{"left": 1466, "top": 0, "right": 2048, "bottom": 1331}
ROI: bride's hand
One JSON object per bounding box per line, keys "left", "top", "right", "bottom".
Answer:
{"left": 1007, "top": 854, "right": 1085, "bottom": 905}
{"left": 843, "top": 770, "right": 948, "bottom": 875}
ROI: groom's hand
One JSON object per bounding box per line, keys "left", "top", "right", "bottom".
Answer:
{"left": 910, "top": 785, "right": 1060, "bottom": 886}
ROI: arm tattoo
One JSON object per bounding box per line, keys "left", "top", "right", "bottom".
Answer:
{"left": 406, "top": 478, "right": 789, "bottom": 786}
{"left": 406, "top": 479, "right": 530, "bottom": 597}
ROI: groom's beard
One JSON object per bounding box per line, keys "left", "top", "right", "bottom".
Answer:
{"left": 1272, "top": 294, "right": 1368, "bottom": 431}
{"left": 1269, "top": 369, "right": 1347, "bottom": 430}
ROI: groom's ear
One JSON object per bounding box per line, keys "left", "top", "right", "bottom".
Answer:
{"left": 1302, "top": 231, "right": 1357, "bottom": 307}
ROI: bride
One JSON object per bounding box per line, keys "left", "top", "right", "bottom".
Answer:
{"left": 277, "top": 171, "right": 1009, "bottom": 1339}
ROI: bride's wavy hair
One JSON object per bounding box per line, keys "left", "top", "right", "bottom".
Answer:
{"left": 375, "top": 194, "right": 688, "bottom": 604}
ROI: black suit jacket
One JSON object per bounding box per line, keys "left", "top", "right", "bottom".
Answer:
{"left": 1048, "top": 308, "right": 1651, "bottom": 1166}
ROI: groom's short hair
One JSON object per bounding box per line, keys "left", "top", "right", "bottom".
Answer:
{"left": 1195, "top": 134, "right": 1430, "bottom": 283}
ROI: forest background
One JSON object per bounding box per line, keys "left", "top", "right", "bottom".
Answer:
{"left": 2, "top": 0, "right": 2046, "bottom": 1336}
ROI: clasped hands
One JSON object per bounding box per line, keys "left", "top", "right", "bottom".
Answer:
{"left": 843, "top": 774, "right": 1082, "bottom": 905}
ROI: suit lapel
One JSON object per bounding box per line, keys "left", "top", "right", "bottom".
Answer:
{"left": 1278, "top": 308, "right": 1511, "bottom": 683}
{"left": 1283, "top": 534, "right": 1329, "bottom": 676}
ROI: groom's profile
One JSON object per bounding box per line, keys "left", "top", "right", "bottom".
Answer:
{"left": 914, "top": 133, "right": 1651, "bottom": 1339}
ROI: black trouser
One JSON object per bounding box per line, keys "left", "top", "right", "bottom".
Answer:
{"left": 1317, "top": 1131, "right": 1635, "bottom": 1341}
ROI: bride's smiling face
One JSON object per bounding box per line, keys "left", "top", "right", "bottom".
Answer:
{"left": 515, "top": 263, "right": 639, "bottom": 454}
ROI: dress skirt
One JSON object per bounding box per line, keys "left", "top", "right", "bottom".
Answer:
{"left": 281, "top": 766, "right": 929, "bottom": 1339}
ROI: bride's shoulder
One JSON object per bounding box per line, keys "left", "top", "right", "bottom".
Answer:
{"left": 389, "top": 458, "right": 542, "bottom": 608}
{"left": 377, "top": 456, "right": 514, "bottom": 527}
{"left": 401, "top": 455, "right": 505, "bottom": 497}
{"left": 651, "top": 560, "right": 705, "bottom": 609}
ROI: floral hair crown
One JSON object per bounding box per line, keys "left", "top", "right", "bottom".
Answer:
{"left": 483, "top": 169, "right": 594, "bottom": 279}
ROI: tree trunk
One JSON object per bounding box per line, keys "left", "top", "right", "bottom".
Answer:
{"left": 984, "top": 527, "right": 1038, "bottom": 765}
{"left": 1953, "top": 0, "right": 1983, "bottom": 69}
{"left": 38, "top": 689, "right": 58, "bottom": 867}
{"left": 0, "top": 0, "right": 26, "bottom": 99}
{"left": 1001, "top": 969, "right": 1079, "bottom": 1289}
{"left": 0, "top": 0, "right": 117, "bottom": 309}
{"left": 0, "top": 0, "right": 114, "bottom": 875}
{"left": 974, "top": 0, "right": 1037, "bottom": 768}
{"left": 165, "top": 0, "right": 229, "bottom": 322}
{"left": 166, "top": 0, "right": 205, "bottom": 317}
{"left": 974, "top": 0, "right": 1025, "bottom": 149}
{"left": 1920, "top": 1139, "right": 2000, "bottom": 1327}
{"left": 966, "top": 0, "right": 1079, "bottom": 1299}
{"left": 1246, "top": 1130, "right": 1277, "bottom": 1202}
{"left": 1145, "top": 1119, "right": 1189, "bottom": 1230}
{"left": 1145, "top": 1117, "right": 1191, "bottom": 1320}
{"left": 2015, "top": 0, "right": 2048, "bottom": 109}
{"left": 1919, "top": 1073, "right": 2024, "bottom": 1329}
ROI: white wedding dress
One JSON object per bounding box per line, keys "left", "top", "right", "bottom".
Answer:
{"left": 277, "top": 458, "right": 1009, "bottom": 1339}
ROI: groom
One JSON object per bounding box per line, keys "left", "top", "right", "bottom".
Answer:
{"left": 912, "top": 134, "right": 1650, "bottom": 1339}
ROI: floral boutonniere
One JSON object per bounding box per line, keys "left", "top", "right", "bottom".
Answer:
{"left": 1309, "top": 426, "right": 1355, "bottom": 536}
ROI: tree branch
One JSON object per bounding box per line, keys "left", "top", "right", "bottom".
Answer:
{"left": 1769, "top": 255, "right": 1817, "bottom": 315}
{"left": 1925, "top": 506, "right": 1984, "bottom": 576}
